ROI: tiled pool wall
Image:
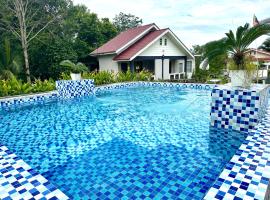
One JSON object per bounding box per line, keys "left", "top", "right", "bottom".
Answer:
{"left": 205, "top": 107, "right": 270, "bottom": 200}
{"left": 56, "top": 79, "right": 95, "bottom": 98}
{"left": 210, "top": 85, "right": 269, "bottom": 133}
{"left": 1, "top": 81, "right": 270, "bottom": 200}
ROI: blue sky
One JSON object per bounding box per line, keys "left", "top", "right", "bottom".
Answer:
{"left": 73, "top": 0, "right": 270, "bottom": 49}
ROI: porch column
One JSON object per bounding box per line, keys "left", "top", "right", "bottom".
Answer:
{"left": 163, "top": 59, "right": 170, "bottom": 79}
{"left": 184, "top": 57, "right": 187, "bottom": 78}
{"left": 154, "top": 59, "right": 162, "bottom": 80}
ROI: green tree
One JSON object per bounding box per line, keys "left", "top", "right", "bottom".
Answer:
{"left": 30, "top": 37, "right": 78, "bottom": 80}
{"left": 113, "top": 12, "right": 142, "bottom": 32}
{"left": 206, "top": 23, "right": 270, "bottom": 69}
{"left": 0, "top": 38, "right": 22, "bottom": 79}
{"left": 0, "top": 0, "right": 69, "bottom": 82}
{"left": 259, "top": 38, "right": 270, "bottom": 52}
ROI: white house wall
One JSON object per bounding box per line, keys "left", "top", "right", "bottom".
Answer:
{"left": 98, "top": 54, "right": 119, "bottom": 73}
{"left": 138, "top": 34, "right": 187, "bottom": 57}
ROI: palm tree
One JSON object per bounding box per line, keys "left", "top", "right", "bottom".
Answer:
{"left": 0, "top": 38, "right": 22, "bottom": 79}
{"left": 259, "top": 38, "right": 270, "bottom": 52}
{"left": 205, "top": 23, "right": 270, "bottom": 69}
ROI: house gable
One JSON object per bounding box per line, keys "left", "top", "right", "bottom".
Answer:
{"left": 138, "top": 33, "right": 188, "bottom": 58}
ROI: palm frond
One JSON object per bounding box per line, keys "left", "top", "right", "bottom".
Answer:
{"left": 241, "top": 24, "right": 270, "bottom": 50}
{"left": 60, "top": 60, "right": 75, "bottom": 68}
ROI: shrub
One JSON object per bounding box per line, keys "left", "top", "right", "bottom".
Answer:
{"left": 82, "top": 71, "right": 115, "bottom": 85}
{"left": 0, "top": 77, "right": 55, "bottom": 97}
{"left": 59, "top": 60, "right": 88, "bottom": 74}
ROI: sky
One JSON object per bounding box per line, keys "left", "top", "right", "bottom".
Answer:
{"left": 73, "top": 0, "right": 270, "bottom": 49}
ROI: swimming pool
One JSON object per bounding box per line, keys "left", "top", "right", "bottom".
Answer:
{"left": 0, "top": 85, "right": 247, "bottom": 199}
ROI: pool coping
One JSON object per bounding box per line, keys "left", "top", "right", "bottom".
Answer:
{"left": 0, "top": 81, "right": 270, "bottom": 199}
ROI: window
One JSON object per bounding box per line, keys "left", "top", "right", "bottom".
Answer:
{"left": 164, "top": 38, "right": 167, "bottom": 46}
{"left": 159, "top": 38, "right": 162, "bottom": 45}
{"left": 179, "top": 63, "right": 184, "bottom": 73}
{"left": 186, "top": 61, "right": 192, "bottom": 73}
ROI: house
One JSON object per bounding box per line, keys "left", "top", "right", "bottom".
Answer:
{"left": 246, "top": 48, "right": 270, "bottom": 79}
{"left": 90, "top": 23, "right": 195, "bottom": 80}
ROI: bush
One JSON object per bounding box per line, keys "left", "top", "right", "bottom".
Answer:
{"left": 82, "top": 71, "right": 115, "bottom": 85}
{"left": 0, "top": 77, "right": 55, "bottom": 97}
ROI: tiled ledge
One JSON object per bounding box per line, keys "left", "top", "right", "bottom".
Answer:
{"left": 204, "top": 108, "right": 270, "bottom": 199}
{"left": 0, "top": 91, "right": 58, "bottom": 109}
{"left": 95, "top": 81, "right": 216, "bottom": 93}
{"left": 0, "top": 145, "right": 68, "bottom": 200}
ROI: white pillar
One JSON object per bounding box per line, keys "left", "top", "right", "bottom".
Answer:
{"left": 163, "top": 59, "right": 170, "bottom": 80}
{"left": 155, "top": 59, "right": 162, "bottom": 80}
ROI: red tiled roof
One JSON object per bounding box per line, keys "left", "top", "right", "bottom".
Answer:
{"left": 251, "top": 57, "right": 270, "bottom": 62}
{"left": 247, "top": 48, "right": 270, "bottom": 56}
{"left": 113, "top": 29, "right": 168, "bottom": 61}
{"left": 90, "top": 23, "right": 157, "bottom": 55}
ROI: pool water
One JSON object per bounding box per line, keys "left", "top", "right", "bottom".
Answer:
{"left": 0, "top": 86, "right": 247, "bottom": 199}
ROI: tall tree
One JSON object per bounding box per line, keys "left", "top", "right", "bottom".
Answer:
{"left": 259, "top": 38, "right": 270, "bottom": 52}
{"left": 0, "top": 0, "right": 67, "bottom": 82}
{"left": 113, "top": 12, "right": 142, "bottom": 32}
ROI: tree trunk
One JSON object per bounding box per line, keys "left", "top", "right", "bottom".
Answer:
{"left": 17, "top": 0, "right": 31, "bottom": 83}
{"left": 22, "top": 40, "right": 31, "bottom": 82}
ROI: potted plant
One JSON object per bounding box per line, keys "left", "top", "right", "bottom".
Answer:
{"left": 60, "top": 60, "right": 88, "bottom": 80}
{"left": 228, "top": 57, "right": 256, "bottom": 88}
{"left": 205, "top": 23, "right": 270, "bottom": 88}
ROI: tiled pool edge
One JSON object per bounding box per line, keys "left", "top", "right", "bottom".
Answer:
{"left": 204, "top": 108, "right": 270, "bottom": 200}
{"left": 0, "top": 145, "right": 68, "bottom": 199}
{"left": 0, "top": 91, "right": 58, "bottom": 109}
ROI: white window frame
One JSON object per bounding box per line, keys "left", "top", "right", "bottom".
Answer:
{"left": 186, "top": 61, "right": 192, "bottom": 73}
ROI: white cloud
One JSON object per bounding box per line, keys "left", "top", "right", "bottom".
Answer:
{"left": 73, "top": 0, "right": 270, "bottom": 48}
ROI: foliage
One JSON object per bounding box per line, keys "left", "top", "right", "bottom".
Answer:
{"left": 61, "top": 69, "right": 152, "bottom": 85}
{"left": 0, "top": 76, "right": 55, "bottom": 97}
{"left": 0, "top": 0, "right": 69, "bottom": 82}
{"left": 192, "top": 69, "right": 209, "bottom": 83}
{"left": 82, "top": 71, "right": 115, "bottom": 85}
{"left": 113, "top": 12, "right": 142, "bottom": 32}
{"left": 205, "top": 23, "right": 270, "bottom": 70}
{"left": 259, "top": 37, "right": 270, "bottom": 52}
{"left": 60, "top": 60, "right": 88, "bottom": 73}
{"left": 116, "top": 69, "right": 135, "bottom": 82}
{"left": 0, "top": 38, "right": 22, "bottom": 79}
{"left": 30, "top": 37, "right": 78, "bottom": 80}
{"left": 0, "top": 1, "right": 118, "bottom": 81}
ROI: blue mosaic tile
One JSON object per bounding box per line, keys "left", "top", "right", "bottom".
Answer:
{"left": 0, "top": 92, "right": 58, "bottom": 110}
{"left": 210, "top": 85, "right": 269, "bottom": 132}
{"left": 56, "top": 79, "right": 95, "bottom": 98}
{"left": 1, "top": 82, "right": 270, "bottom": 200}
{"left": 205, "top": 107, "right": 270, "bottom": 200}
{"left": 0, "top": 145, "right": 68, "bottom": 200}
